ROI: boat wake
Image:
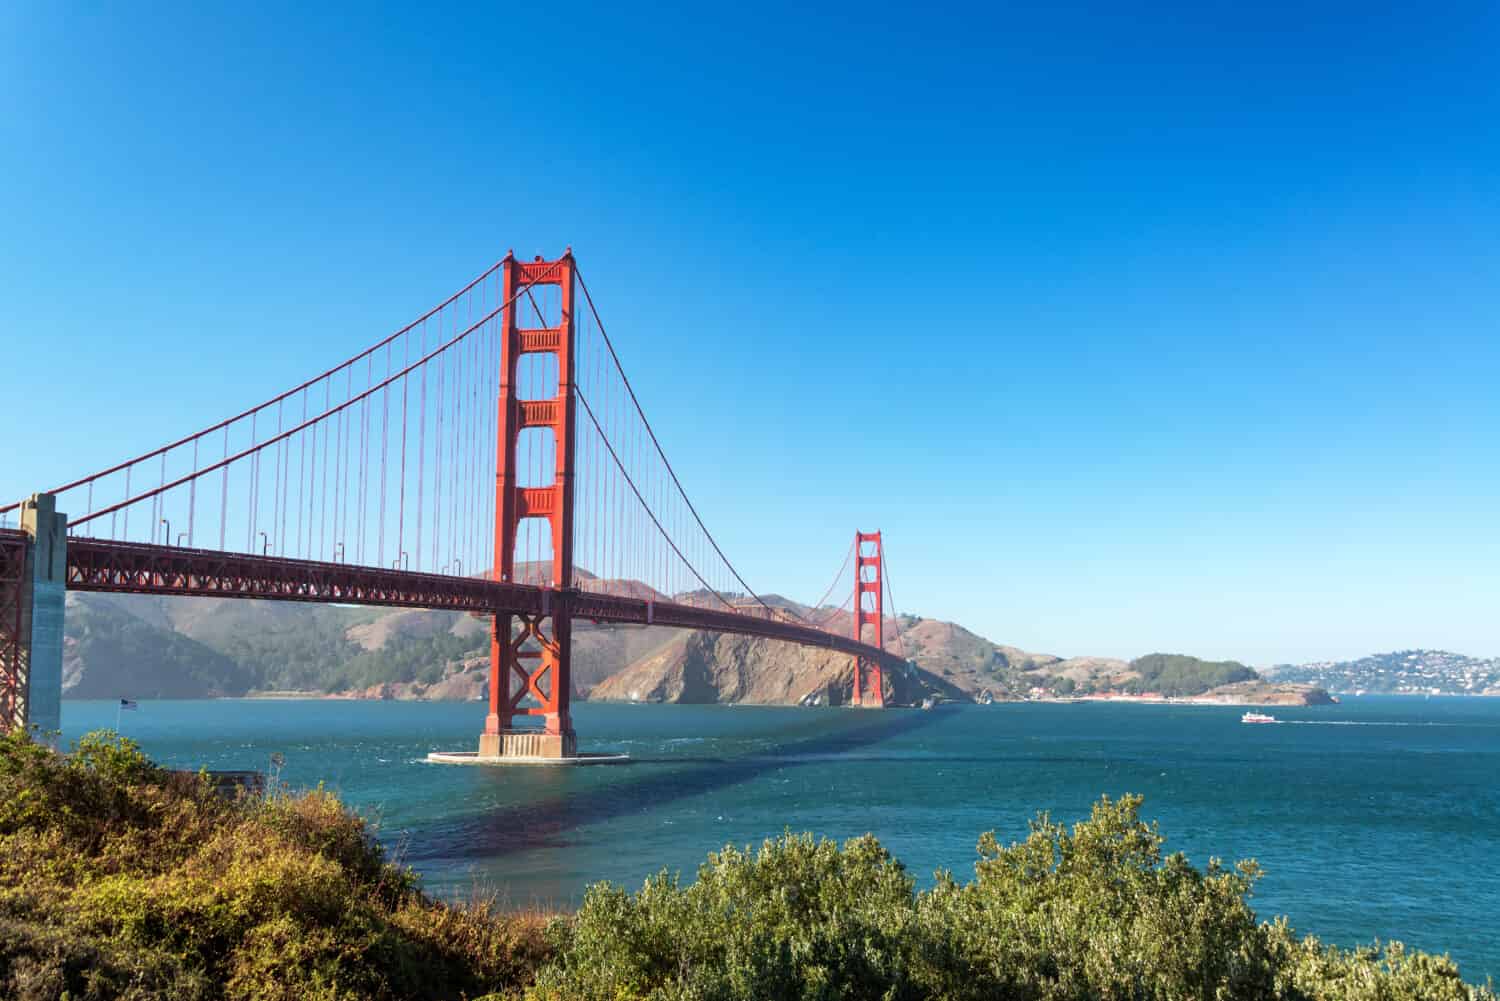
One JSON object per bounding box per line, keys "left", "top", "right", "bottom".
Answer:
{"left": 1284, "top": 720, "right": 1461, "bottom": 727}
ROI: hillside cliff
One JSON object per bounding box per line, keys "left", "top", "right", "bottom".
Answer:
{"left": 589, "top": 631, "right": 964, "bottom": 706}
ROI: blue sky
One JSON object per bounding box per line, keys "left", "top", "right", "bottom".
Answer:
{"left": 2, "top": 2, "right": 1497, "bottom": 665}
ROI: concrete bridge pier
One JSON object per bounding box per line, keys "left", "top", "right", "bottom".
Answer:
{"left": 0, "top": 494, "right": 66, "bottom": 740}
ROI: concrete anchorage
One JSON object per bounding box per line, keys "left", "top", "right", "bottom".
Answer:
{"left": 0, "top": 494, "right": 66, "bottom": 741}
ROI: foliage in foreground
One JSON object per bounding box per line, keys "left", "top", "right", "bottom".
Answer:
{"left": 533, "top": 797, "right": 1494, "bottom": 1001}
{"left": 0, "top": 728, "right": 549, "bottom": 1000}
{"left": 0, "top": 730, "right": 1491, "bottom": 1001}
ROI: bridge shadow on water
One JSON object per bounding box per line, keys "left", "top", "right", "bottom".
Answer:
{"left": 404, "top": 706, "right": 956, "bottom": 866}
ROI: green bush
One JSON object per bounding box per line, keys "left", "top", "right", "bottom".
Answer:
{"left": 529, "top": 795, "right": 1493, "bottom": 1001}
{"left": 915, "top": 795, "right": 1276, "bottom": 999}
{"left": 531, "top": 831, "right": 920, "bottom": 1001}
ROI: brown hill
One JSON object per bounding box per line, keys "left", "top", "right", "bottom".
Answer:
{"left": 1046, "top": 656, "right": 1136, "bottom": 685}
{"left": 346, "top": 608, "right": 486, "bottom": 651}
{"left": 589, "top": 631, "right": 962, "bottom": 707}
{"left": 60, "top": 581, "right": 1326, "bottom": 708}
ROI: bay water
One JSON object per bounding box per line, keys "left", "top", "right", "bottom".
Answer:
{"left": 62, "top": 695, "right": 1499, "bottom": 980}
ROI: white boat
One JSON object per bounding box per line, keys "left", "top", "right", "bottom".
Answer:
{"left": 1241, "top": 711, "right": 1277, "bottom": 724}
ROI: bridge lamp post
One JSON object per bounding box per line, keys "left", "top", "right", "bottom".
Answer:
{"left": 452, "top": 558, "right": 462, "bottom": 578}
{"left": 177, "top": 532, "right": 188, "bottom": 547}
{"left": 259, "top": 532, "right": 270, "bottom": 556}
{"left": 160, "top": 518, "right": 169, "bottom": 546}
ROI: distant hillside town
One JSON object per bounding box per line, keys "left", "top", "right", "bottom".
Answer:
{"left": 1269, "top": 650, "right": 1500, "bottom": 696}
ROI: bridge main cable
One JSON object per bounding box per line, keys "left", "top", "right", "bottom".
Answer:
{"left": 1, "top": 261, "right": 506, "bottom": 518}
{"left": 56, "top": 271, "right": 551, "bottom": 534}
{"left": 575, "top": 267, "right": 791, "bottom": 622}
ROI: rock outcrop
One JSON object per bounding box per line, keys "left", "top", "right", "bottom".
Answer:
{"left": 1198, "top": 680, "right": 1336, "bottom": 706}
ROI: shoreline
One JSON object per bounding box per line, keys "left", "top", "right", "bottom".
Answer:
{"left": 124, "top": 690, "right": 1500, "bottom": 706}
{"left": 1016, "top": 692, "right": 1332, "bottom": 707}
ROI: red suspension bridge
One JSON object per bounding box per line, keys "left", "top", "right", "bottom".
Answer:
{"left": 0, "top": 251, "right": 908, "bottom": 760}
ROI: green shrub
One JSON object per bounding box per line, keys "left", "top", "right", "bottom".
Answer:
{"left": 529, "top": 794, "right": 1494, "bottom": 1001}
{"left": 0, "top": 728, "right": 551, "bottom": 1001}
{"left": 531, "top": 831, "right": 921, "bottom": 1000}
{"left": 914, "top": 794, "right": 1275, "bottom": 1000}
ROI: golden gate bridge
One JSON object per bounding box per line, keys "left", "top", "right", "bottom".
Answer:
{"left": 0, "top": 251, "right": 906, "bottom": 761}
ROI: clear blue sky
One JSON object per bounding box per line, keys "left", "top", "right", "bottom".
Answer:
{"left": 2, "top": 2, "right": 1497, "bottom": 665}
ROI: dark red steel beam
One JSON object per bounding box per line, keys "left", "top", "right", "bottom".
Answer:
{"left": 574, "top": 590, "right": 897, "bottom": 663}
{"left": 488, "top": 251, "right": 579, "bottom": 743}
{"left": 65, "top": 537, "right": 546, "bottom": 615}
{"left": 0, "top": 530, "right": 26, "bottom": 729}
{"left": 852, "top": 531, "right": 886, "bottom": 706}
{"left": 59, "top": 536, "right": 898, "bottom": 666}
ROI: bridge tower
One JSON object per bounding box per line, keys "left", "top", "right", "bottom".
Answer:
{"left": 482, "top": 252, "right": 578, "bottom": 759}
{"left": 851, "top": 530, "right": 885, "bottom": 707}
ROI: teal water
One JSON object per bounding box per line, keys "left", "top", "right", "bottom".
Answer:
{"left": 62, "top": 696, "right": 1500, "bottom": 981}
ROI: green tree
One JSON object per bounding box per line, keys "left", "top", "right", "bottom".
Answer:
{"left": 1128, "top": 653, "right": 1257, "bottom": 697}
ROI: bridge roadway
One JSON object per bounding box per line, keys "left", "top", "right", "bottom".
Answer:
{"left": 16, "top": 530, "right": 894, "bottom": 664}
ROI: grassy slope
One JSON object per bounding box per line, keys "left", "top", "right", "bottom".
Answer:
{"left": 62, "top": 593, "right": 680, "bottom": 699}
{"left": 63, "top": 597, "right": 256, "bottom": 699}
{"left": 0, "top": 730, "right": 550, "bottom": 1000}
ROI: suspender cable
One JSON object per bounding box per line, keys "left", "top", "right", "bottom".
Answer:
{"left": 379, "top": 345, "right": 390, "bottom": 567}
{"left": 433, "top": 339, "right": 445, "bottom": 572}
{"left": 188, "top": 437, "right": 199, "bottom": 547}
{"left": 299, "top": 406, "right": 309, "bottom": 558}
{"left": 219, "top": 427, "right": 229, "bottom": 550}
{"left": 70, "top": 278, "right": 548, "bottom": 533}
{"left": 576, "top": 267, "right": 781, "bottom": 620}
{"left": 879, "top": 546, "right": 909, "bottom": 662}
{"left": 808, "top": 537, "right": 856, "bottom": 618}
{"left": 415, "top": 319, "right": 428, "bottom": 571}
{"left": 397, "top": 335, "right": 409, "bottom": 568}
{"left": 574, "top": 386, "right": 737, "bottom": 610}
{"left": 246, "top": 413, "right": 258, "bottom": 552}
{"left": 1, "top": 260, "right": 504, "bottom": 518}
